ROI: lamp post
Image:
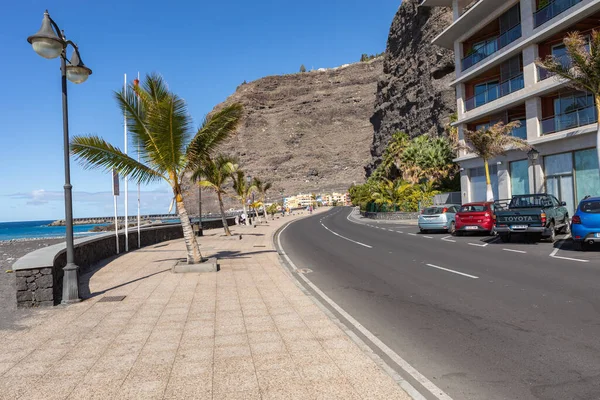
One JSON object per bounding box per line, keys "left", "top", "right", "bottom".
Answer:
{"left": 27, "top": 10, "right": 92, "bottom": 304}
{"left": 528, "top": 148, "right": 540, "bottom": 194}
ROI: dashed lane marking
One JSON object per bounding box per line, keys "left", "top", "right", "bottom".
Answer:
{"left": 468, "top": 243, "right": 488, "bottom": 247}
{"left": 407, "top": 233, "right": 417, "bottom": 236}
{"left": 425, "top": 263, "right": 479, "bottom": 279}
{"left": 441, "top": 236, "right": 456, "bottom": 243}
{"left": 320, "top": 222, "right": 373, "bottom": 249}
{"left": 503, "top": 248, "right": 526, "bottom": 254}
{"left": 423, "top": 236, "right": 433, "bottom": 239}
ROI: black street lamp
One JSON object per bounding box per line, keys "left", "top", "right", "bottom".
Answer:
{"left": 528, "top": 148, "right": 540, "bottom": 194}
{"left": 27, "top": 10, "right": 92, "bottom": 304}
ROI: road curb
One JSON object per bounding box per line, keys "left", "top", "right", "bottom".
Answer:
{"left": 273, "top": 207, "right": 451, "bottom": 400}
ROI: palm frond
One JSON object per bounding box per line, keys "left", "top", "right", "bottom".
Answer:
{"left": 70, "top": 135, "right": 167, "bottom": 185}
{"left": 186, "top": 103, "right": 244, "bottom": 169}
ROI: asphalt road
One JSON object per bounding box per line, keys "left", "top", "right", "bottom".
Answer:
{"left": 279, "top": 207, "right": 600, "bottom": 400}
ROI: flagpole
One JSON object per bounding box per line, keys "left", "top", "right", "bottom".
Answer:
{"left": 136, "top": 72, "right": 141, "bottom": 248}
{"left": 124, "top": 73, "right": 129, "bottom": 252}
{"left": 112, "top": 169, "right": 119, "bottom": 254}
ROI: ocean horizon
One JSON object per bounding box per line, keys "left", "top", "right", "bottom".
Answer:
{"left": 0, "top": 220, "right": 108, "bottom": 241}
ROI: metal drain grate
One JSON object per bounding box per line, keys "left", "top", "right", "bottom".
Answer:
{"left": 98, "top": 295, "right": 126, "bottom": 302}
{"left": 253, "top": 245, "right": 266, "bottom": 248}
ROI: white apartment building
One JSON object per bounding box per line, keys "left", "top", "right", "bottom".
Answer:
{"left": 421, "top": 0, "right": 600, "bottom": 215}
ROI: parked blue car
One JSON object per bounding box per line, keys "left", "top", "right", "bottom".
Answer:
{"left": 418, "top": 204, "right": 461, "bottom": 234}
{"left": 571, "top": 196, "right": 600, "bottom": 250}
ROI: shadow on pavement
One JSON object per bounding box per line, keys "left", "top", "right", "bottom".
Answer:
{"left": 212, "top": 250, "right": 277, "bottom": 259}
{"left": 79, "top": 267, "right": 171, "bottom": 300}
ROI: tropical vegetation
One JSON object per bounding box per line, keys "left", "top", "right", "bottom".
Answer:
{"left": 232, "top": 170, "right": 257, "bottom": 223}
{"left": 252, "top": 178, "right": 272, "bottom": 223}
{"left": 70, "top": 73, "right": 243, "bottom": 264}
{"left": 350, "top": 131, "right": 457, "bottom": 212}
{"left": 461, "top": 121, "right": 530, "bottom": 201}
{"left": 536, "top": 30, "right": 600, "bottom": 180}
{"left": 192, "top": 155, "right": 237, "bottom": 236}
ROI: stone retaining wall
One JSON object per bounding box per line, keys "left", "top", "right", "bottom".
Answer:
{"left": 14, "top": 224, "right": 184, "bottom": 308}
{"left": 361, "top": 211, "right": 420, "bottom": 220}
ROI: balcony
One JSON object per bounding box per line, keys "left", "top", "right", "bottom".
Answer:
{"left": 534, "top": 0, "right": 583, "bottom": 28}
{"left": 511, "top": 124, "right": 527, "bottom": 139}
{"left": 461, "top": 24, "right": 522, "bottom": 71}
{"left": 538, "top": 53, "right": 571, "bottom": 80}
{"left": 465, "top": 73, "right": 524, "bottom": 111}
{"left": 541, "top": 105, "right": 597, "bottom": 134}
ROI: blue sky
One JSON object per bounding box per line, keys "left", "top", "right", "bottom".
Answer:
{"left": 0, "top": 0, "right": 399, "bottom": 222}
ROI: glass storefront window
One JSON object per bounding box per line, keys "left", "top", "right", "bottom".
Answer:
{"left": 575, "top": 149, "right": 600, "bottom": 203}
{"left": 510, "top": 160, "right": 529, "bottom": 196}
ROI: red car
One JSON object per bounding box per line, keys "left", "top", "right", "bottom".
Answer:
{"left": 454, "top": 202, "right": 496, "bottom": 236}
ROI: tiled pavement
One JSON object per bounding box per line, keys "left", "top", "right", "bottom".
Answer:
{"left": 0, "top": 210, "right": 412, "bottom": 400}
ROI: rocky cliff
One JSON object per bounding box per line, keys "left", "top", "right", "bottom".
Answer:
{"left": 183, "top": 59, "right": 384, "bottom": 214}
{"left": 367, "top": 0, "right": 455, "bottom": 175}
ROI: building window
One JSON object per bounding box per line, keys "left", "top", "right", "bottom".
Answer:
{"left": 534, "top": 0, "right": 584, "bottom": 28}
{"left": 469, "top": 165, "right": 499, "bottom": 202}
{"left": 540, "top": 92, "right": 597, "bottom": 135}
{"left": 461, "top": 4, "right": 521, "bottom": 71}
{"left": 574, "top": 148, "right": 600, "bottom": 204}
{"left": 510, "top": 160, "right": 530, "bottom": 196}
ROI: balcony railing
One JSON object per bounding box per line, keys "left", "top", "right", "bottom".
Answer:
{"left": 540, "top": 105, "right": 597, "bottom": 134}
{"left": 538, "top": 53, "right": 571, "bottom": 81}
{"left": 461, "top": 24, "right": 522, "bottom": 71}
{"left": 534, "top": 0, "right": 583, "bottom": 28}
{"left": 511, "top": 124, "right": 527, "bottom": 139}
{"left": 465, "top": 73, "right": 524, "bottom": 111}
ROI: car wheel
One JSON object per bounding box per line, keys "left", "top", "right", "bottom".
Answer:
{"left": 453, "top": 230, "right": 462, "bottom": 237}
{"left": 547, "top": 222, "right": 556, "bottom": 243}
{"left": 500, "top": 234, "right": 511, "bottom": 243}
{"left": 420, "top": 228, "right": 428, "bottom": 234}
{"left": 449, "top": 221, "right": 456, "bottom": 235}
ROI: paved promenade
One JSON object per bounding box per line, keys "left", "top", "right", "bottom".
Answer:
{"left": 0, "top": 209, "right": 411, "bottom": 400}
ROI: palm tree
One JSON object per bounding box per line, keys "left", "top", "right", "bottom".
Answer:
{"left": 232, "top": 170, "right": 256, "bottom": 224}
{"left": 536, "top": 30, "right": 600, "bottom": 179}
{"left": 70, "top": 73, "right": 243, "bottom": 264}
{"left": 192, "top": 155, "right": 237, "bottom": 236}
{"left": 462, "top": 121, "right": 531, "bottom": 201}
{"left": 252, "top": 178, "right": 272, "bottom": 223}
{"left": 371, "top": 178, "right": 412, "bottom": 211}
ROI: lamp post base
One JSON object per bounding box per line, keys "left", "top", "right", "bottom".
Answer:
{"left": 61, "top": 263, "right": 81, "bottom": 304}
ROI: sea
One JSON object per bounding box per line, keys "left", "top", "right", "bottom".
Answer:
{"left": 0, "top": 220, "right": 108, "bottom": 241}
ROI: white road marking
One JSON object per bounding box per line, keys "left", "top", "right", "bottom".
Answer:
{"left": 441, "top": 236, "right": 456, "bottom": 243}
{"left": 503, "top": 248, "right": 526, "bottom": 254}
{"left": 551, "top": 255, "right": 589, "bottom": 263}
{"left": 320, "top": 222, "right": 372, "bottom": 248}
{"left": 407, "top": 233, "right": 417, "bottom": 236}
{"left": 467, "top": 242, "right": 488, "bottom": 247}
{"left": 425, "top": 264, "right": 479, "bottom": 279}
{"left": 388, "top": 229, "right": 395, "bottom": 232}
{"left": 423, "top": 235, "right": 433, "bottom": 239}
{"left": 396, "top": 231, "right": 404, "bottom": 234}
{"left": 277, "top": 222, "right": 452, "bottom": 400}
{"left": 548, "top": 234, "right": 589, "bottom": 262}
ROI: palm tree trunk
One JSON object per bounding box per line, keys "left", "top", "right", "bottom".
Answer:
{"left": 483, "top": 159, "right": 494, "bottom": 201}
{"left": 176, "top": 198, "right": 202, "bottom": 264}
{"left": 218, "top": 192, "right": 231, "bottom": 236}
